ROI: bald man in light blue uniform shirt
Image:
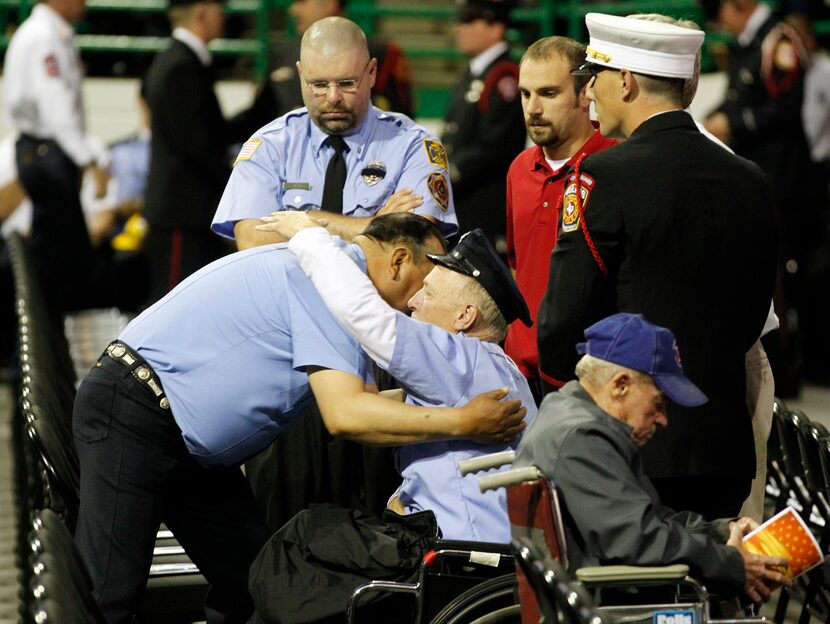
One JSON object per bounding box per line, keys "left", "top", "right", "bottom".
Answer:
{"left": 272, "top": 220, "right": 537, "bottom": 542}
{"left": 212, "top": 105, "right": 458, "bottom": 242}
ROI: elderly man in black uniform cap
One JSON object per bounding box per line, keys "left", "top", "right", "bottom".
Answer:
{"left": 440, "top": 0, "right": 526, "bottom": 250}
{"left": 536, "top": 12, "right": 778, "bottom": 521}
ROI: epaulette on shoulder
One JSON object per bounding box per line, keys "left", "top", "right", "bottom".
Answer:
{"left": 375, "top": 109, "right": 412, "bottom": 130}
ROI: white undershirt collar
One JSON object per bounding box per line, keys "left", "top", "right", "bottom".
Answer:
{"left": 173, "top": 27, "right": 212, "bottom": 66}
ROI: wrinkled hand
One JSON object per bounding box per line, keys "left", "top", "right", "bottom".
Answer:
{"left": 731, "top": 516, "right": 760, "bottom": 536}
{"left": 460, "top": 387, "right": 527, "bottom": 444}
{"left": 727, "top": 522, "right": 790, "bottom": 603}
{"left": 376, "top": 188, "right": 423, "bottom": 216}
{"left": 256, "top": 210, "right": 328, "bottom": 239}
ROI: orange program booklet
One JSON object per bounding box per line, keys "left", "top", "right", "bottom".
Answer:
{"left": 742, "top": 506, "right": 824, "bottom": 579}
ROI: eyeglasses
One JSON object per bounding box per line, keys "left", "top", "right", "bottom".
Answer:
{"left": 304, "top": 60, "right": 371, "bottom": 97}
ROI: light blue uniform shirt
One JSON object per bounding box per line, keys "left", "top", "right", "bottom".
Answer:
{"left": 119, "top": 240, "right": 371, "bottom": 467}
{"left": 211, "top": 106, "right": 458, "bottom": 238}
{"left": 388, "top": 318, "right": 537, "bottom": 543}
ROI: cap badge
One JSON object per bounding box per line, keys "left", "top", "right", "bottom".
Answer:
{"left": 586, "top": 47, "right": 612, "bottom": 63}
{"left": 673, "top": 341, "right": 683, "bottom": 367}
{"left": 361, "top": 161, "right": 386, "bottom": 186}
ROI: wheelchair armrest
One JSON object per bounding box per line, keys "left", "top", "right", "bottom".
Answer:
{"left": 459, "top": 451, "right": 516, "bottom": 476}
{"left": 576, "top": 564, "right": 690, "bottom": 585}
{"left": 478, "top": 466, "right": 541, "bottom": 492}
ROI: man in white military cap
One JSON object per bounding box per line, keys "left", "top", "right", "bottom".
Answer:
{"left": 536, "top": 12, "right": 779, "bottom": 520}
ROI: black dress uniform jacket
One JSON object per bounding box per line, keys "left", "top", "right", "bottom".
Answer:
{"left": 142, "top": 39, "right": 250, "bottom": 229}
{"left": 141, "top": 39, "right": 258, "bottom": 300}
{"left": 715, "top": 13, "right": 817, "bottom": 265}
{"left": 537, "top": 111, "right": 778, "bottom": 482}
{"left": 440, "top": 49, "right": 525, "bottom": 243}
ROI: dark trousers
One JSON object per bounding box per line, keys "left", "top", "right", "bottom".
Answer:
{"left": 144, "top": 225, "right": 230, "bottom": 304}
{"left": 73, "top": 356, "right": 270, "bottom": 623}
{"left": 650, "top": 475, "right": 751, "bottom": 521}
{"left": 16, "top": 135, "right": 96, "bottom": 312}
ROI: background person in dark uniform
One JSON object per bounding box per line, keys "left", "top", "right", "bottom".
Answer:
{"left": 440, "top": 0, "right": 526, "bottom": 250}
{"left": 238, "top": 0, "right": 413, "bottom": 130}
{"left": 141, "top": 0, "right": 259, "bottom": 302}
{"left": 702, "top": 0, "right": 827, "bottom": 392}
{"left": 537, "top": 13, "right": 778, "bottom": 520}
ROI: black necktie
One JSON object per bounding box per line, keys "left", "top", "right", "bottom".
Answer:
{"left": 321, "top": 135, "right": 348, "bottom": 213}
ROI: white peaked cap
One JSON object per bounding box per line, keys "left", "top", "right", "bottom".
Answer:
{"left": 582, "top": 13, "right": 704, "bottom": 79}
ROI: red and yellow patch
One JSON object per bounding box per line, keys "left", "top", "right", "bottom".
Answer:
{"left": 561, "top": 173, "right": 595, "bottom": 233}
{"left": 426, "top": 171, "right": 450, "bottom": 212}
{"left": 423, "top": 139, "right": 449, "bottom": 170}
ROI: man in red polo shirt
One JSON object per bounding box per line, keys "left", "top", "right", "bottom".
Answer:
{"left": 505, "top": 36, "right": 616, "bottom": 402}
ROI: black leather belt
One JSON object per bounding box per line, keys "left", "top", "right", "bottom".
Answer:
{"left": 102, "top": 341, "right": 170, "bottom": 410}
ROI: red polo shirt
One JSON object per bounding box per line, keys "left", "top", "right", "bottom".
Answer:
{"left": 504, "top": 129, "right": 617, "bottom": 380}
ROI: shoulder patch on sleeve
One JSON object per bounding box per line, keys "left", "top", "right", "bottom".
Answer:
{"left": 426, "top": 171, "right": 450, "bottom": 212}
{"left": 233, "top": 139, "right": 262, "bottom": 166}
{"left": 561, "top": 173, "right": 595, "bottom": 233}
{"left": 423, "top": 138, "right": 449, "bottom": 170}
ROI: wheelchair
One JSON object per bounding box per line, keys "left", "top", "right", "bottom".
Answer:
{"left": 346, "top": 450, "right": 777, "bottom": 624}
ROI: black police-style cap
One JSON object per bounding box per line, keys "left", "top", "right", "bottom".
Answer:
{"left": 456, "top": 0, "right": 512, "bottom": 24}
{"left": 427, "top": 229, "right": 532, "bottom": 327}
{"left": 571, "top": 61, "right": 605, "bottom": 76}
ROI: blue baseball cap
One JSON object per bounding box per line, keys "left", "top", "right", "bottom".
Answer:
{"left": 427, "top": 229, "right": 532, "bottom": 327}
{"left": 576, "top": 313, "right": 707, "bottom": 407}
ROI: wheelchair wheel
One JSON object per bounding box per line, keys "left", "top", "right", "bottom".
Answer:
{"left": 429, "top": 574, "right": 519, "bottom": 624}
{"left": 469, "top": 605, "right": 522, "bottom": 623}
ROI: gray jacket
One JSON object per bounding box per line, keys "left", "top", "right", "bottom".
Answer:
{"left": 514, "top": 381, "right": 745, "bottom": 595}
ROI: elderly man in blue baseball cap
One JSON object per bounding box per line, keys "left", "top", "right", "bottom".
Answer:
{"left": 515, "top": 313, "right": 788, "bottom": 604}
